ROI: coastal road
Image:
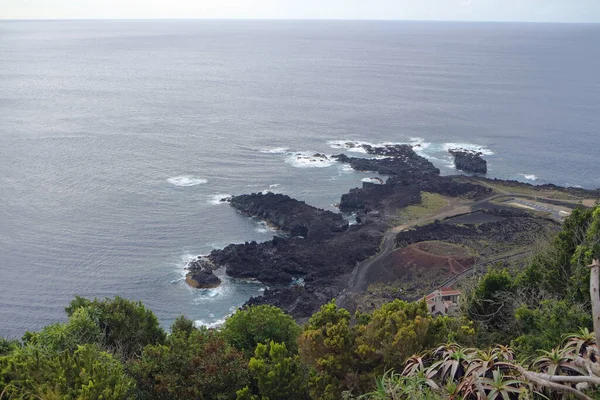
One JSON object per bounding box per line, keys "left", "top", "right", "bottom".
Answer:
{"left": 342, "top": 190, "right": 579, "bottom": 300}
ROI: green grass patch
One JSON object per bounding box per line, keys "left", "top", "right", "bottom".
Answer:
{"left": 398, "top": 192, "right": 448, "bottom": 221}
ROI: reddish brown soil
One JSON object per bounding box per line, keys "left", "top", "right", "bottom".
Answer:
{"left": 366, "top": 241, "right": 476, "bottom": 286}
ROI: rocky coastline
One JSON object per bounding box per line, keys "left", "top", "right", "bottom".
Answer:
{"left": 189, "top": 143, "right": 600, "bottom": 320}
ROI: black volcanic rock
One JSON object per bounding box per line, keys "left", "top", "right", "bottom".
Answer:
{"left": 339, "top": 175, "right": 492, "bottom": 213}
{"left": 395, "top": 209, "right": 556, "bottom": 255}
{"left": 209, "top": 223, "right": 384, "bottom": 301}
{"left": 185, "top": 257, "right": 221, "bottom": 289}
{"left": 229, "top": 192, "right": 348, "bottom": 240}
{"left": 186, "top": 270, "right": 221, "bottom": 289}
{"left": 448, "top": 149, "right": 487, "bottom": 174}
{"left": 332, "top": 145, "right": 440, "bottom": 176}
{"left": 362, "top": 143, "right": 417, "bottom": 158}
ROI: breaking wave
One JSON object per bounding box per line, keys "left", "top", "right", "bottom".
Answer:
{"left": 442, "top": 142, "right": 494, "bottom": 156}
{"left": 167, "top": 176, "right": 208, "bottom": 186}
{"left": 285, "top": 151, "right": 336, "bottom": 168}
{"left": 194, "top": 316, "right": 229, "bottom": 329}
{"left": 520, "top": 173, "right": 538, "bottom": 181}
{"left": 209, "top": 194, "right": 232, "bottom": 205}
{"left": 260, "top": 147, "right": 290, "bottom": 154}
{"left": 361, "top": 177, "right": 384, "bottom": 184}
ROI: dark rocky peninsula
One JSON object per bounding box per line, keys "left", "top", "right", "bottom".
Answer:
{"left": 192, "top": 142, "right": 600, "bottom": 320}
{"left": 230, "top": 192, "right": 348, "bottom": 240}
{"left": 448, "top": 149, "right": 487, "bottom": 174}
{"left": 208, "top": 192, "right": 386, "bottom": 316}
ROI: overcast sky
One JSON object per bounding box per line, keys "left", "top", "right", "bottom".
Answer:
{"left": 2, "top": 0, "right": 600, "bottom": 22}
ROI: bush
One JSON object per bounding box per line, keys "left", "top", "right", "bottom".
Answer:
{"left": 0, "top": 343, "right": 134, "bottom": 399}
{"left": 222, "top": 305, "right": 301, "bottom": 356}
{"left": 246, "top": 341, "right": 309, "bottom": 400}
{"left": 131, "top": 327, "right": 248, "bottom": 400}
{"left": 65, "top": 295, "right": 166, "bottom": 359}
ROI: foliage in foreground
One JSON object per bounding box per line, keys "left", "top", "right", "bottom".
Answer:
{"left": 0, "top": 343, "right": 134, "bottom": 399}
{"left": 130, "top": 327, "right": 248, "bottom": 400}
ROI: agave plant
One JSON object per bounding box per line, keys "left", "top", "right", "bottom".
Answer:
{"left": 403, "top": 353, "right": 428, "bottom": 376}
{"left": 358, "top": 369, "right": 441, "bottom": 400}
{"left": 479, "top": 369, "right": 525, "bottom": 400}
{"left": 464, "top": 346, "right": 516, "bottom": 381}
{"left": 563, "top": 327, "right": 596, "bottom": 356}
{"left": 492, "top": 344, "right": 516, "bottom": 362}
{"left": 429, "top": 344, "right": 476, "bottom": 384}
{"left": 531, "top": 346, "right": 584, "bottom": 376}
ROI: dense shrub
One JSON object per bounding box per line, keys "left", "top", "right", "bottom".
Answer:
{"left": 65, "top": 295, "right": 166, "bottom": 359}
{"left": 0, "top": 343, "right": 134, "bottom": 399}
{"left": 130, "top": 327, "right": 248, "bottom": 400}
{"left": 222, "top": 305, "right": 302, "bottom": 356}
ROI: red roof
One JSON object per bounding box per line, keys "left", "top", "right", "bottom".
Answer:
{"left": 439, "top": 287, "right": 461, "bottom": 296}
{"left": 424, "top": 288, "right": 461, "bottom": 303}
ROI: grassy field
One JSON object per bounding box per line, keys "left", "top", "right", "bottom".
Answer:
{"left": 397, "top": 192, "right": 449, "bottom": 222}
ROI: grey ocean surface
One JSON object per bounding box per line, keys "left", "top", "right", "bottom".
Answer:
{"left": 1, "top": 20, "right": 599, "bottom": 338}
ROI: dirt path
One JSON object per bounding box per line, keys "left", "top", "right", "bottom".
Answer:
{"left": 348, "top": 198, "right": 472, "bottom": 293}
{"left": 345, "top": 190, "right": 575, "bottom": 296}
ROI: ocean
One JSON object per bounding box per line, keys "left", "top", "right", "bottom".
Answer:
{"left": 1, "top": 20, "right": 599, "bottom": 338}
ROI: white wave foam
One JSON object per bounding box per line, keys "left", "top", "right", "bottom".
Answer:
{"left": 285, "top": 152, "right": 336, "bottom": 168}
{"left": 194, "top": 316, "right": 228, "bottom": 329}
{"left": 255, "top": 221, "right": 278, "bottom": 234}
{"left": 443, "top": 143, "right": 494, "bottom": 156}
{"left": 361, "top": 177, "right": 384, "bottom": 184}
{"left": 341, "top": 164, "right": 354, "bottom": 173}
{"left": 269, "top": 184, "right": 280, "bottom": 188}
{"left": 408, "top": 137, "right": 431, "bottom": 151}
{"left": 329, "top": 139, "right": 432, "bottom": 155}
{"left": 327, "top": 140, "right": 370, "bottom": 153}
{"left": 176, "top": 253, "right": 202, "bottom": 278}
{"left": 168, "top": 176, "right": 208, "bottom": 187}
{"left": 260, "top": 147, "right": 289, "bottom": 154}
{"left": 209, "top": 194, "right": 232, "bottom": 205}
{"left": 520, "top": 173, "right": 538, "bottom": 181}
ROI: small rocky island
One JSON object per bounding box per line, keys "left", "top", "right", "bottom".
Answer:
{"left": 448, "top": 149, "right": 487, "bottom": 174}
{"left": 185, "top": 257, "right": 221, "bottom": 289}
{"left": 187, "top": 141, "right": 600, "bottom": 320}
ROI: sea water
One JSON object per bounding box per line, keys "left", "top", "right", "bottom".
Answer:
{"left": 1, "top": 20, "right": 599, "bottom": 337}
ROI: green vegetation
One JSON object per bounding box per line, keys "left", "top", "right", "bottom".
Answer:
{"left": 222, "top": 305, "right": 302, "bottom": 356}
{"left": 0, "top": 344, "right": 134, "bottom": 399}
{"left": 397, "top": 192, "right": 448, "bottom": 222}
{"left": 1, "top": 205, "right": 600, "bottom": 399}
{"left": 131, "top": 324, "right": 248, "bottom": 400}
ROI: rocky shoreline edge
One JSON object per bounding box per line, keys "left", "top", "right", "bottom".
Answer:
{"left": 186, "top": 143, "right": 600, "bottom": 321}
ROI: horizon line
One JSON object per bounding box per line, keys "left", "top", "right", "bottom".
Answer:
{"left": 1, "top": 17, "right": 599, "bottom": 24}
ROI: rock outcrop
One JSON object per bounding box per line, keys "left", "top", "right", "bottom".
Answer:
{"left": 332, "top": 144, "right": 440, "bottom": 177}
{"left": 230, "top": 192, "right": 348, "bottom": 239}
{"left": 209, "top": 224, "right": 384, "bottom": 285}
{"left": 448, "top": 149, "right": 487, "bottom": 174}
{"left": 208, "top": 220, "right": 385, "bottom": 316}
{"left": 185, "top": 258, "right": 221, "bottom": 289}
